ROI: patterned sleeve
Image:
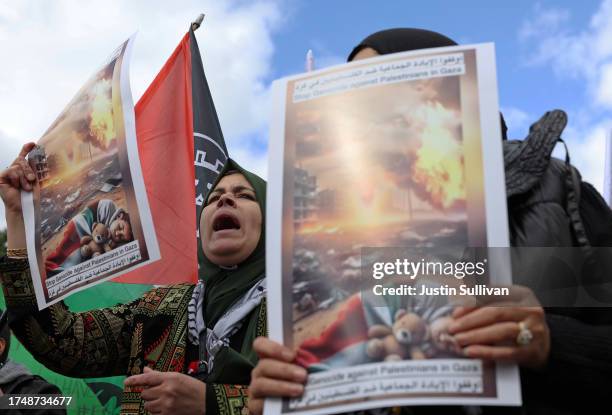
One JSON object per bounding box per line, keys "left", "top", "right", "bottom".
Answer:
{"left": 206, "top": 383, "right": 250, "bottom": 415}
{"left": 0, "top": 256, "right": 137, "bottom": 378}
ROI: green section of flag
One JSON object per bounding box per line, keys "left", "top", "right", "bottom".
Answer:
{"left": 1, "top": 280, "right": 152, "bottom": 414}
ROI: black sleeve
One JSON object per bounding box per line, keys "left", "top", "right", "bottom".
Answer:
{"left": 543, "top": 312, "right": 612, "bottom": 398}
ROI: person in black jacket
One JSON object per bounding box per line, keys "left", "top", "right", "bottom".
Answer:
{"left": 0, "top": 310, "right": 66, "bottom": 415}
{"left": 248, "top": 28, "right": 612, "bottom": 415}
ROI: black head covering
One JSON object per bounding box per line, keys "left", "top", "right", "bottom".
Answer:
{"left": 347, "top": 28, "right": 508, "bottom": 140}
{"left": 347, "top": 28, "right": 457, "bottom": 62}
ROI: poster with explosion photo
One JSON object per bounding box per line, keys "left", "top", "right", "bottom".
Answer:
{"left": 21, "top": 35, "right": 160, "bottom": 310}
{"left": 266, "top": 43, "right": 521, "bottom": 414}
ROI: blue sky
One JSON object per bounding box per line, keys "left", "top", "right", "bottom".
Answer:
{"left": 266, "top": 0, "right": 607, "bottom": 137}
{"left": 1, "top": 0, "right": 611, "bottom": 228}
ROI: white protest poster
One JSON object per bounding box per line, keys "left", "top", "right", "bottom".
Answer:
{"left": 21, "top": 35, "right": 160, "bottom": 310}
{"left": 266, "top": 43, "right": 521, "bottom": 414}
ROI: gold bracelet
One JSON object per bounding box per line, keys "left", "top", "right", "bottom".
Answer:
{"left": 6, "top": 248, "right": 28, "bottom": 259}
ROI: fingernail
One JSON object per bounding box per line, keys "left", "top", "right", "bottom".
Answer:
{"left": 462, "top": 347, "right": 471, "bottom": 357}
{"left": 282, "top": 350, "right": 295, "bottom": 361}
{"left": 293, "top": 367, "right": 307, "bottom": 381}
{"left": 290, "top": 384, "right": 304, "bottom": 396}
{"left": 27, "top": 174, "right": 35, "bottom": 180}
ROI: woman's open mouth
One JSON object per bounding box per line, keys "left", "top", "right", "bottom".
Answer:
{"left": 212, "top": 212, "right": 241, "bottom": 232}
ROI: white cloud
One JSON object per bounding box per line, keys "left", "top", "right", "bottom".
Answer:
{"left": 0, "top": 0, "right": 283, "bottom": 229}
{"left": 562, "top": 122, "right": 611, "bottom": 191}
{"left": 519, "top": 1, "right": 612, "bottom": 196}
{"left": 596, "top": 63, "right": 612, "bottom": 108}
{"left": 518, "top": 6, "right": 570, "bottom": 42}
{"left": 520, "top": 0, "right": 612, "bottom": 109}
{"left": 500, "top": 106, "right": 531, "bottom": 139}
{"left": 229, "top": 145, "right": 269, "bottom": 180}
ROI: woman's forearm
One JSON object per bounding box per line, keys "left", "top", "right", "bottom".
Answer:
{"left": 0, "top": 257, "right": 137, "bottom": 377}
{"left": 6, "top": 211, "right": 26, "bottom": 250}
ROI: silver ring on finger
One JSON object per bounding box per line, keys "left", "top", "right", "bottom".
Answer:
{"left": 516, "top": 321, "right": 533, "bottom": 346}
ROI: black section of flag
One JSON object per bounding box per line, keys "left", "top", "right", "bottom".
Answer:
{"left": 189, "top": 28, "right": 229, "bottom": 274}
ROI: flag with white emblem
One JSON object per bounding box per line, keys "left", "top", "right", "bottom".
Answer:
{"left": 190, "top": 27, "right": 229, "bottom": 275}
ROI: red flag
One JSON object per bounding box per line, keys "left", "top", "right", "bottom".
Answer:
{"left": 115, "top": 33, "right": 197, "bottom": 284}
